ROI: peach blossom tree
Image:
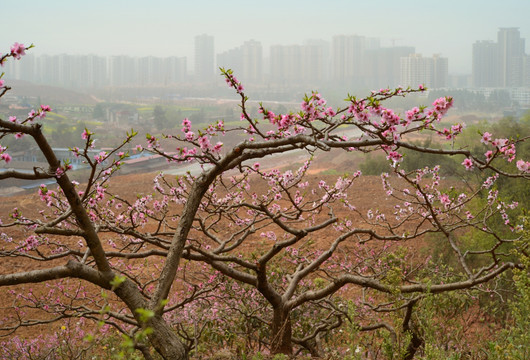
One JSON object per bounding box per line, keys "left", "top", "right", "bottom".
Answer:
{"left": 0, "top": 44, "right": 528, "bottom": 359}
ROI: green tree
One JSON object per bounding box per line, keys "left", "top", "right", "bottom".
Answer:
{"left": 93, "top": 103, "right": 105, "bottom": 120}
{"left": 153, "top": 105, "right": 168, "bottom": 130}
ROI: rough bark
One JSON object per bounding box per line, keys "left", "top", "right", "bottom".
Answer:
{"left": 271, "top": 306, "right": 293, "bottom": 356}
{"left": 145, "top": 316, "right": 188, "bottom": 360}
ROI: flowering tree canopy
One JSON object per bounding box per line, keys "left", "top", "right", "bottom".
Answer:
{"left": 0, "top": 44, "right": 528, "bottom": 359}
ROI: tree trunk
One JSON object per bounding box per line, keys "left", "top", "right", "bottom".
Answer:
{"left": 147, "top": 315, "right": 188, "bottom": 360}
{"left": 113, "top": 279, "right": 188, "bottom": 360}
{"left": 271, "top": 307, "right": 293, "bottom": 356}
{"left": 403, "top": 330, "right": 423, "bottom": 360}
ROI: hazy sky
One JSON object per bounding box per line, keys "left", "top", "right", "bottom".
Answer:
{"left": 2, "top": 0, "right": 529, "bottom": 74}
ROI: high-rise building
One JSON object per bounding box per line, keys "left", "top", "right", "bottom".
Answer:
{"left": 472, "top": 28, "right": 527, "bottom": 88}
{"left": 217, "top": 47, "right": 243, "bottom": 75}
{"left": 332, "top": 35, "right": 379, "bottom": 87}
{"left": 194, "top": 34, "right": 214, "bottom": 82}
{"left": 524, "top": 55, "right": 530, "bottom": 87}
{"left": 400, "top": 54, "right": 448, "bottom": 89}
{"left": 109, "top": 56, "right": 138, "bottom": 86}
{"left": 432, "top": 54, "right": 449, "bottom": 88}
{"left": 364, "top": 46, "right": 415, "bottom": 89}
{"left": 4, "top": 53, "right": 185, "bottom": 88}
{"left": 301, "top": 40, "right": 329, "bottom": 85}
{"left": 241, "top": 40, "right": 263, "bottom": 83}
{"left": 163, "top": 57, "right": 187, "bottom": 84}
{"left": 269, "top": 41, "right": 328, "bottom": 86}
{"left": 472, "top": 40, "right": 501, "bottom": 87}
{"left": 497, "top": 28, "right": 525, "bottom": 87}
{"left": 270, "top": 45, "right": 303, "bottom": 84}
{"left": 217, "top": 40, "right": 263, "bottom": 84}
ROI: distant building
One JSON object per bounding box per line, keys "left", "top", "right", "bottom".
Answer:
{"left": 270, "top": 45, "right": 303, "bottom": 84}
{"left": 332, "top": 35, "right": 379, "bottom": 87}
{"left": 217, "top": 47, "right": 243, "bottom": 75}
{"left": 364, "top": 46, "right": 415, "bottom": 89}
{"left": 217, "top": 40, "right": 263, "bottom": 84}
{"left": 498, "top": 28, "right": 526, "bottom": 87}
{"left": 241, "top": 40, "right": 263, "bottom": 83}
{"left": 400, "top": 54, "right": 448, "bottom": 89}
{"left": 136, "top": 56, "right": 187, "bottom": 85}
{"left": 109, "top": 55, "right": 138, "bottom": 86}
{"left": 302, "top": 40, "right": 329, "bottom": 84}
{"left": 163, "top": 57, "right": 187, "bottom": 84}
{"left": 269, "top": 41, "right": 329, "bottom": 86}
{"left": 525, "top": 55, "right": 530, "bottom": 87}
{"left": 472, "top": 40, "right": 501, "bottom": 87}
{"left": 472, "top": 28, "right": 527, "bottom": 89}
{"left": 194, "top": 34, "right": 215, "bottom": 82}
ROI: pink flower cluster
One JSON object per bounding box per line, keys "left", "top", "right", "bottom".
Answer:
{"left": 10, "top": 42, "right": 26, "bottom": 60}
{"left": 175, "top": 117, "right": 224, "bottom": 159}
{"left": 0, "top": 145, "right": 11, "bottom": 163}
{"left": 480, "top": 132, "right": 519, "bottom": 163}
{"left": 516, "top": 160, "right": 530, "bottom": 173}
{"left": 462, "top": 158, "right": 474, "bottom": 170}
{"left": 223, "top": 71, "right": 244, "bottom": 93}
{"left": 439, "top": 123, "right": 465, "bottom": 140}
{"left": 432, "top": 96, "right": 454, "bottom": 116}
{"left": 387, "top": 151, "right": 403, "bottom": 165}
{"left": 405, "top": 106, "right": 421, "bottom": 123}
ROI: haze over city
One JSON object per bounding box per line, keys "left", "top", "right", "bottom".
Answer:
{"left": 3, "top": 0, "right": 530, "bottom": 74}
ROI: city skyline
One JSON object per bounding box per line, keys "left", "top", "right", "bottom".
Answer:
{"left": 6, "top": 29, "right": 529, "bottom": 92}
{"left": 2, "top": 0, "right": 530, "bottom": 74}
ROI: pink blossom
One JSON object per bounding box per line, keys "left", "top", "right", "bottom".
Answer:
{"left": 1, "top": 153, "right": 12, "bottom": 163}
{"left": 481, "top": 132, "right": 492, "bottom": 144}
{"left": 440, "top": 127, "right": 452, "bottom": 140}
{"left": 71, "top": 147, "right": 80, "bottom": 158}
{"left": 492, "top": 138, "right": 508, "bottom": 148}
{"left": 40, "top": 105, "right": 51, "bottom": 112}
{"left": 198, "top": 136, "right": 211, "bottom": 150}
{"left": 81, "top": 129, "right": 90, "bottom": 140}
{"left": 405, "top": 107, "right": 419, "bottom": 121}
{"left": 500, "top": 144, "right": 516, "bottom": 162}
{"left": 8, "top": 116, "right": 17, "bottom": 123}
{"left": 386, "top": 151, "right": 403, "bottom": 164}
{"left": 431, "top": 96, "right": 453, "bottom": 116}
{"left": 516, "top": 160, "right": 530, "bottom": 173}
{"left": 212, "top": 142, "right": 223, "bottom": 153}
{"left": 0, "top": 79, "right": 4, "bottom": 87}
{"left": 181, "top": 118, "right": 191, "bottom": 132}
{"left": 451, "top": 123, "right": 464, "bottom": 134}
{"left": 462, "top": 158, "right": 474, "bottom": 170}
{"left": 185, "top": 131, "right": 194, "bottom": 141}
{"left": 10, "top": 42, "right": 26, "bottom": 60}
{"left": 326, "top": 107, "right": 336, "bottom": 116}
{"left": 439, "top": 194, "right": 451, "bottom": 207}
{"left": 94, "top": 151, "right": 107, "bottom": 164}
